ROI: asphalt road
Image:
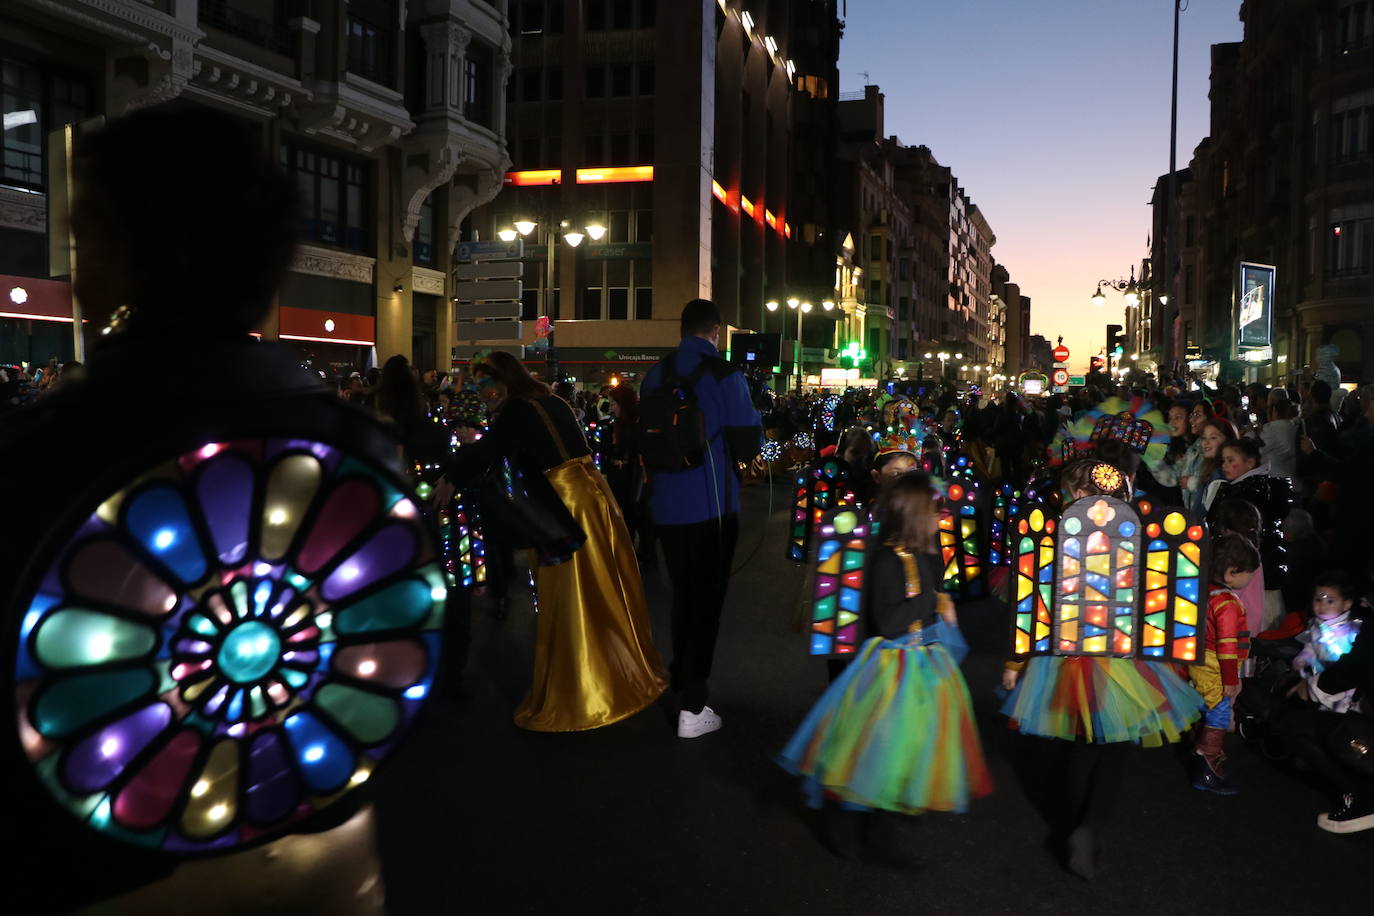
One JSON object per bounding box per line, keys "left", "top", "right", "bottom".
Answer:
{"left": 373, "top": 479, "right": 1370, "bottom": 915}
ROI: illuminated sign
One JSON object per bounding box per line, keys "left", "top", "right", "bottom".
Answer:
{"left": 1237, "top": 261, "right": 1274, "bottom": 350}
{"left": 740, "top": 195, "right": 757, "bottom": 219}
{"left": 503, "top": 170, "right": 561, "bottom": 186}
{"left": 575, "top": 165, "right": 654, "bottom": 184}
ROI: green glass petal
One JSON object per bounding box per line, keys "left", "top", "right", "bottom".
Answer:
{"left": 314, "top": 683, "right": 400, "bottom": 744}
{"left": 282, "top": 669, "right": 309, "bottom": 689}
{"left": 188, "top": 614, "right": 219, "bottom": 638}
{"left": 34, "top": 609, "right": 157, "bottom": 669}
{"left": 32, "top": 668, "right": 158, "bottom": 738}
{"left": 333, "top": 578, "right": 432, "bottom": 634}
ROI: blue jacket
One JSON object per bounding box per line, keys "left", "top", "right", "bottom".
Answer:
{"left": 641, "top": 336, "right": 762, "bottom": 525}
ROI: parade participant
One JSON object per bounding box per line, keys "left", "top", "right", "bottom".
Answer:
{"left": 437, "top": 351, "right": 667, "bottom": 731}
{"left": 1178, "top": 400, "right": 1215, "bottom": 507}
{"left": 1193, "top": 417, "right": 1238, "bottom": 513}
{"left": 2, "top": 106, "right": 436, "bottom": 914}
{"left": 779, "top": 473, "right": 992, "bottom": 867}
{"left": 1189, "top": 534, "right": 1260, "bottom": 795}
{"left": 1001, "top": 458, "right": 1203, "bottom": 881}
{"left": 1292, "top": 573, "right": 1363, "bottom": 713}
{"left": 1208, "top": 436, "right": 1293, "bottom": 630}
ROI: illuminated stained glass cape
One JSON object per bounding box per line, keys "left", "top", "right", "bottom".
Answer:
{"left": 787, "top": 458, "right": 854, "bottom": 563}
{"left": 937, "top": 454, "right": 986, "bottom": 600}
{"left": 1012, "top": 496, "right": 1207, "bottom": 663}
{"left": 12, "top": 437, "right": 446, "bottom": 854}
{"left": 807, "top": 506, "right": 873, "bottom": 656}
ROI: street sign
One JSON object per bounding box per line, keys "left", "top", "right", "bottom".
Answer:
{"left": 1052, "top": 368, "right": 1070, "bottom": 387}
{"left": 454, "top": 239, "right": 524, "bottom": 262}
{"left": 456, "top": 320, "right": 522, "bottom": 341}
{"left": 1052, "top": 344, "right": 1070, "bottom": 363}
{"left": 1068, "top": 374, "right": 1086, "bottom": 386}
{"left": 455, "top": 260, "right": 525, "bottom": 280}
{"left": 455, "top": 278, "right": 522, "bottom": 302}
{"left": 454, "top": 302, "right": 522, "bottom": 320}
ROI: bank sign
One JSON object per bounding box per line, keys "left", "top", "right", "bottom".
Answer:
{"left": 1236, "top": 261, "right": 1275, "bottom": 350}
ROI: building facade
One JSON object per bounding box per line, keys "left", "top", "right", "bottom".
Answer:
{"left": 1, "top": 0, "right": 512, "bottom": 373}
{"left": 465, "top": 0, "right": 843, "bottom": 385}
{"left": 1151, "top": 0, "right": 1374, "bottom": 385}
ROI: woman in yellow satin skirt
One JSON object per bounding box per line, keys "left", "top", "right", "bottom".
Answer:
{"left": 441, "top": 351, "right": 666, "bottom": 731}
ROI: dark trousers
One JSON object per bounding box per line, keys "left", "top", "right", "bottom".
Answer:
{"left": 1030, "top": 738, "right": 1132, "bottom": 840}
{"left": 658, "top": 513, "right": 740, "bottom": 713}
{"left": 1277, "top": 705, "right": 1374, "bottom": 801}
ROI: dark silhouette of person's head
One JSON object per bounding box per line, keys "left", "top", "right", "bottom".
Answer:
{"left": 72, "top": 106, "right": 297, "bottom": 338}
{"left": 376, "top": 354, "right": 423, "bottom": 424}
{"left": 680, "top": 299, "right": 721, "bottom": 340}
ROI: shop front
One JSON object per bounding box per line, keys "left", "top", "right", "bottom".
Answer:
{"left": 277, "top": 306, "right": 376, "bottom": 380}
{"left": 0, "top": 274, "right": 76, "bottom": 366}
{"left": 528, "top": 346, "right": 677, "bottom": 390}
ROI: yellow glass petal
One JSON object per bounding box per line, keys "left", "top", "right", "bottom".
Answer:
{"left": 181, "top": 739, "right": 238, "bottom": 839}
{"left": 1147, "top": 551, "right": 1170, "bottom": 572}
{"left": 1174, "top": 597, "right": 1198, "bottom": 625}
{"left": 1083, "top": 636, "right": 1108, "bottom": 653}
{"left": 260, "top": 455, "right": 323, "bottom": 562}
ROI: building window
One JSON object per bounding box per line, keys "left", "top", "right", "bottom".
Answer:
{"left": 1, "top": 57, "right": 91, "bottom": 190}
{"left": 1331, "top": 97, "right": 1373, "bottom": 163}
{"left": 522, "top": 287, "right": 539, "bottom": 320}
{"left": 610, "top": 63, "right": 632, "bottom": 96}
{"left": 636, "top": 130, "right": 654, "bottom": 163}
{"left": 1328, "top": 214, "right": 1374, "bottom": 276}
{"left": 608, "top": 287, "right": 629, "bottom": 319}
{"left": 414, "top": 194, "right": 436, "bottom": 266}
{"left": 584, "top": 131, "right": 605, "bottom": 163}
{"left": 547, "top": 69, "right": 563, "bottom": 101}
{"left": 638, "top": 0, "right": 657, "bottom": 28}
{"left": 1183, "top": 264, "right": 1195, "bottom": 304}
{"left": 638, "top": 63, "right": 655, "bottom": 95}
{"left": 586, "top": 0, "right": 607, "bottom": 31}
{"left": 611, "top": 0, "right": 635, "bottom": 29}
{"left": 634, "top": 209, "right": 653, "bottom": 243}
{"left": 870, "top": 234, "right": 882, "bottom": 261}
{"left": 281, "top": 143, "right": 370, "bottom": 252}
{"left": 580, "top": 287, "right": 603, "bottom": 319}
{"left": 1337, "top": 1, "right": 1374, "bottom": 51}
{"left": 463, "top": 42, "right": 494, "bottom": 126}
{"left": 521, "top": 67, "right": 541, "bottom": 102}
{"left": 585, "top": 65, "right": 605, "bottom": 98}
{"left": 609, "top": 210, "right": 630, "bottom": 242}
{"left": 346, "top": 1, "right": 393, "bottom": 86}
{"left": 610, "top": 132, "right": 631, "bottom": 165}
{"left": 868, "top": 279, "right": 880, "bottom": 303}
{"left": 634, "top": 286, "right": 652, "bottom": 319}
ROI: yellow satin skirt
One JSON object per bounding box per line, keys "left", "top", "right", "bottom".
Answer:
{"left": 514, "top": 456, "right": 667, "bottom": 731}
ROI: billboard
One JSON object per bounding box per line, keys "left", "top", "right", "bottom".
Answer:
{"left": 1237, "top": 261, "right": 1275, "bottom": 350}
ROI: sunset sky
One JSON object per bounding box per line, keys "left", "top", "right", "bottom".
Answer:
{"left": 838, "top": 0, "right": 1244, "bottom": 373}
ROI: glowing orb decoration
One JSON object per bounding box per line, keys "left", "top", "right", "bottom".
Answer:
{"left": 14, "top": 438, "right": 445, "bottom": 854}
{"left": 759, "top": 438, "right": 784, "bottom": 463}
{"left": 9, "top": 286, "right": 28, "bottom": 305}
{"left": 790, "top": 431, "right": 815, "bottom": 451}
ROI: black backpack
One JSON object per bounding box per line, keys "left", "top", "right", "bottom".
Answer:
{"left": 640, "top": 351, "right": 735, "bottom": 471}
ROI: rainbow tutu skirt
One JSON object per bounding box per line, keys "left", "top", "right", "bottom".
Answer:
{"left": 778, "top": 622, "right": 993, "bottom": 814}
{"left": 1001, "top": 655, "right": 1203, "bottom": 747}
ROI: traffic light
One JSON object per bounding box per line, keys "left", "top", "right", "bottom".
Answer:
{"left": 1106, "top": 324, "right": 1125, "bottom": 359}
{"left": 1090, "top": 355, "right": 1106, "bottom": 372}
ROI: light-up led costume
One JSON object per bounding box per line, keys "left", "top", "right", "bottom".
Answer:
{"left": 1002, "top": 487, "right": 1206, "bottom": 745}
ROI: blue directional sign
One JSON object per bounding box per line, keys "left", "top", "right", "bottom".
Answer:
{"left": 455, "top": 239, "right": 524, "bottom": 263}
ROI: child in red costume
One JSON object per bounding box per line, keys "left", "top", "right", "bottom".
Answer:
{"left": 1189, "top": 533, "right": 1260, "bottom": 795}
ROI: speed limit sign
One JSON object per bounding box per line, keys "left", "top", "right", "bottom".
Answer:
{"left": 1052, "top": 368, "right": 1070, "bottom": 387}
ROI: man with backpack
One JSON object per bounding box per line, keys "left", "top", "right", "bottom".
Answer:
{"left": 640, "top": 299, "right": 762, "bottom": 738}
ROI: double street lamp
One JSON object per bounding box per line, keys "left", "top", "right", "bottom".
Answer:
{"left": 767, "top": 296, "right": 835, "bottom": 391}
{"left": 1091, "top": 265, "right": 1142, "bottom": 309}
{"left": 923, "top": 349, "right": 964, "bottom": 381}
{"left": 498, "top": 217, "right": 608, "bottom": 322}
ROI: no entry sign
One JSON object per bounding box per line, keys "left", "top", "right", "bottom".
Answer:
{"left": 1052, "top": 345, "right": 1070, "bottom": 363}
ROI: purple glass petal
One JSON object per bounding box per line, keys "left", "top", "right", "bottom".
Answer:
{"left": 244, "top": 730, "right": 299, "bottom": 825}
{"left": 162, "top": 827, "right": 241, "bottom": 853}
{"left": 321, "top": 524, "right": 418, "bottom": 602}
{"left": 196, "top": 454, "right": 255, "bottom": 566}
{"left": 62, "top": 703, "right": 173, "bottom": 793}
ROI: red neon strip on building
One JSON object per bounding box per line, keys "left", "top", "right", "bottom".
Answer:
{"left": 712, "top": 180, "right": 728, "bottom": 204}
{"left": 740, "top": 195, "right": 757, "bottom": 219}
{"left": 764, "top": 209, "right": 778, "bottom": 230}
{"left": 504, "top": 170, "right": 562, "bottom": 186}
{"left": 575, "top": 165, "right": 654, "bottom": 184}
{"left": 784, "top": 223, "right": 793, "bottom": 239}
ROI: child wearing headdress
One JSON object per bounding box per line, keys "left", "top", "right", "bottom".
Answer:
{"left": 780, "top": 472, "right": 992, "bottom": 868}
{"left": 1001, "top": 457, "right": 1203, "bottom": 881}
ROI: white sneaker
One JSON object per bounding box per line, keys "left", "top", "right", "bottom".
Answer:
{"left": 677, "top": 706, "right": 722, "bottom": 738}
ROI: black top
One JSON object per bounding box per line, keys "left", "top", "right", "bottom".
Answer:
{"left": 862, "top": 545, "right": 942, "bottom": 640}
{"left": 447, "top": 395, "right": 590, "bottom": 483}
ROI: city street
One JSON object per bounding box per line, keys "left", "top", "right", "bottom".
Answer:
{"left": 375, "top": 479, "right": 1370, "bottom": 915}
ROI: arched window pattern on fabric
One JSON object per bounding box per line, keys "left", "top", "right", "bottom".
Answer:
{"left": 1135, "top": 499, "right": 1209, "bottom": 662}
{"left": 440, "top": 489, "right": 487, "bottom": 590}
{"left": 1055, "top": 496, "right": 1140, "bottom": 656}
{"left": 1011, "top": 496, "right": 1208, "bottom": 664}
{"left": 787, "top": 459, "right": 850, "bottom": 563}
{"left": 808, "top": 507, "right": 871, "bottom": 656}
{"left": 938, "top": 454, "right": 984, "bottom": 600}
{"left": 13, "top": 438, "right": 446, "bottom": 854}
{"left": 1013, "top": 507, "right": 1058, "bottom": 655}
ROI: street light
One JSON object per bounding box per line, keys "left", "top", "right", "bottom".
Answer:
{"left": 787, "top": 297, "right": 812, "bottom": 392}
{"left": 765, "top": 299, "right": 779, "bottom": 312}
{"left": 1092, "top": 265, "right": 1141, "bottom": 309}
{"left": 497, "top": 228, "right": 517, "bottom": 242}
{"left": 822, "top": 300, "right": 835, "bottom": 312}
{"left": 585, "top": 223, "right": 607, "bottom": 241}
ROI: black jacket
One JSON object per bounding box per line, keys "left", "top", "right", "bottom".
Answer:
{"left": 863, "top": 546, "right": 943, "bottom": 639}
{"left": 1207, "top": 470, "right": 1295, "bottom": 587}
